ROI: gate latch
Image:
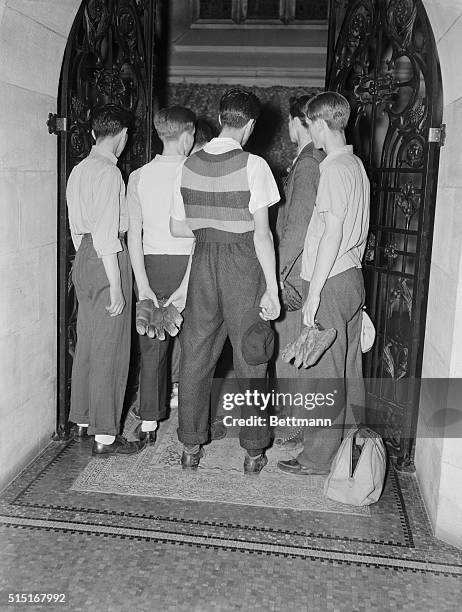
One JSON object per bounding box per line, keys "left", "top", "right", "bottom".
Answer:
{"left": 47, "top": 113, "right": 68, "bottom": 135}
{"left": 428, "top": 124, "right": 446, "bottom": 146}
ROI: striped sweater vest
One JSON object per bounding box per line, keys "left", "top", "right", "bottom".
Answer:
{"left": 180, "top": 149, "right": 254, "bottom": 233}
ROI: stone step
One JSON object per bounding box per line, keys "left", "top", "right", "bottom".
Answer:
{"left": 172, "top": 27, "right": 328, "bottom": 50}
{"left": 169, "top": 28, "right": 327, "bottom": 87}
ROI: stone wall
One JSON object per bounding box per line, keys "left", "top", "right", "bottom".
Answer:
{"left": 0, "top": 0, "right": 80, "bottom": 491}
{"left": 416, "top": 0, "right": 462, "bottom": 549}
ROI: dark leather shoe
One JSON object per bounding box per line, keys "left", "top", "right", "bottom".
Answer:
{"left": 181, "top": 447, "right": 204, "bottom": 471}
{"left": 277, "top": 458, "right": 329, "bottom": 476}
{"left": 210, "top": 418, "right": 227, "bottom": 441}
{"left": 244, "top": 453, "right": 268, "bottom": 475}
{"left": 92, "top": 435, "right": 144, "bottom": 457}
{"left": 134, "top": 423, "right": 156, "bottom": 446}
{"left": 73, "top": 425, "right": 90, "bottom": 442}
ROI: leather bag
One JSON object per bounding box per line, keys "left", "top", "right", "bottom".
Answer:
{"left": 323, "top": 427, "right": 386, "bottom": 506}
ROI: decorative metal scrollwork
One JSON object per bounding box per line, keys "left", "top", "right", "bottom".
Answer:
{"left": 327, "top": 0, "right": 443, "bottom": 464}
{"left": 57, "top": 0, "right": 154, "bottom": 433}
{"left": 404, "top": 136, "right": 424, "bottom": 167}
{"left": 385, "top": 243, "right": 399, "bottom": 260}
{"left": 355, "top": 72, "right": 399, "bottom": 106}
{"left": 396, "top": 182, "right": 420, "bottom": 220}
{"left": 386, "top": 0, "right": 417, "bottom": 49}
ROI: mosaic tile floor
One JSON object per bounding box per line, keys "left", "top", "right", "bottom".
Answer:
{"left": 0, "top": 437, "right": 461, "bottom": 611}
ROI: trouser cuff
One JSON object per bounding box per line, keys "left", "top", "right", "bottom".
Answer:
{"left": 177, "top": 427, "right": 209, "bottom": 446}
{"left": 239, "top": 435, "right": 271, "bottom": 451}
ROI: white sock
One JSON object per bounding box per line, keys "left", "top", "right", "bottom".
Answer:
{"left": 77, "top": 423, "right": 89, "bottom": 427}
{"left": 95, "top": 434, "right": 115, "bottom": 445}
{"left": 141, "top": 420, "right": 158, "bottom": 433}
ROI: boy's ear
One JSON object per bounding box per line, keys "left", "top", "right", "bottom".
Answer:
{"left": 218, "top": 114, "right": 222, "bottom": 127}
{"left": 91, "top": 129, "right": 96, "bottom": 142}
{"left": 245, "top": 118, "right": 255, "bottom": 137}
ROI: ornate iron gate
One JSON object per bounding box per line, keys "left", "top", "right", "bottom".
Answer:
{"left": 326, "top": 0, "right": 443, "bottom": 467}
{"left": 51, "top": 0, "right": 156, "bottom": 437}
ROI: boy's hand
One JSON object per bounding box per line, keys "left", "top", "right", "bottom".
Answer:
{"left": 259, "top": 290, "right": 280, "bottom": 321}
{"left": 107, "top": 285, "right": 125, "bottom": 317}
{"left": 302, "top": 291, "right": 320, "bottom": 327}
{"left": 138, "top": 285, "right": 159, "bottom": 308}
{"left": 164, "top": 286, "right": 187, "bottom": 313}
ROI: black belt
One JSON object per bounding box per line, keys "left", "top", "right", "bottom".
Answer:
{"left": 82, "top": 232, "right": 126, "bottom": 240}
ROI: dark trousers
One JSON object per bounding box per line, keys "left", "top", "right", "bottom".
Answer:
{"left": 69, "top": 235, "right": 132, "bottom": 436}
{"left": 137, "top": 254, "right": 189, "bottom": 421}
{"left": 178, "top": 229, "right": 271, "bottom": 451}
{"left": 296, "top": 267, "right": 365, "bottom": 470}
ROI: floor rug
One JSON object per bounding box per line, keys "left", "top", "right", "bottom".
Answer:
{"left": 71, "top": 409, "right": 370, "bottom": 517}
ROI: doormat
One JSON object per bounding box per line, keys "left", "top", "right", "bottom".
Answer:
{"left": 71, "top": 410, "right": 370, "bottom": 517}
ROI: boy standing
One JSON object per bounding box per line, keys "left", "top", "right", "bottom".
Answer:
{"left": 127, "top": 106, "right": 196, "bottom": 444}
{"left": 278, "top": 92, "right": 370, "bottom": 476}
{"left": 66, "top": 104, "right": 142, "bottom": 457}
{"left": 170, "top": 89, "right": 280, "bottom": 474}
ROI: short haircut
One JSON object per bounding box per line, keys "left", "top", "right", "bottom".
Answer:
{"left": 288, "top": 94, "right": 314, "bottom": 128}
{"left": 306, "top": 91, "right": 351, "bottom": 131}
{"left": 154, "top": 106, "right": 196, "bottom": 141}
{"left": 90, "top": 104, "right": 133, "bottom": 139}
{"left": 219, "top": 88, "right": 260, "bottom": 129}
{"left": 194, "top": 117, "right": 216, "bottom": 147}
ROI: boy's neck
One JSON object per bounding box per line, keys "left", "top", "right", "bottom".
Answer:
{"left": 297, "top": 130, "right": 312, "bottom": 154}
{"left": 324, "top": 130, "right": 347, "bottom": 156}
{"left": 95, "top": 137, "right": 119, "bottom": 157}
{"left": 161, "top": 141, "right": 184, "bottom": 156}
{"left": 219, "top": 126, "right": 245, "bottom": 144}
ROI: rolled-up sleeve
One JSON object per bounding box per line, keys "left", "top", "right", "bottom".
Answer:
{"left": 170, "top": 161, "right": 187, "bottom": 221}
{"left": 92, "top": 165, "right": 123, "bottom": 257}
{"left": 127, "top": 169, "right": 142, "bottom": 235}
{"left": 247, "top": 154, "right": 280, "bottom": 214}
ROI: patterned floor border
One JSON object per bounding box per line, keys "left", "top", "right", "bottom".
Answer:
{"left": 1, "top": 515, "right": 461, "bottom": 577}
{"left": 6, "top": 439, "right": 415, "bottom": 549}
{"left": 2, "top": 439, "right": 462, "bottom": 579}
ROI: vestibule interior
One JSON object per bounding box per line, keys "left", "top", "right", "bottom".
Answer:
{"left": 0, "top": 0, "right": 461, "bottom": 549}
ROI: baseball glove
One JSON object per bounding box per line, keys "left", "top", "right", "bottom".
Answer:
{"left": 147, "top": 304, "right": 166, "bottom": 340}
{"left": 161, "top": 302, "right": 183, "bottom": 337}
{"left": 281, "top": 324, "right": 337, "bottom": 368}
{"left": 135, "top": 300, "right": 154, "bottom": 336}
{"left": 281, "top": 280, "right": 303, "bottom": 312}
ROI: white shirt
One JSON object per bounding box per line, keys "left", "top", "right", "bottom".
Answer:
{"left": 170, "top": 137, "right": 280, "bottom": 225}
{"left": 301, "top": 145, "right": 370, "bottom": 281}
{"left": 66, "top": 146, "right": 127, "bottom": 257}
{"left": 127, "top": 155, "right": 194, "bottom": 255}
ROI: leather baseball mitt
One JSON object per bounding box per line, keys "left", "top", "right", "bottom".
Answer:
{"left": 281, "top": 280, "right": 303, "bottom": 312}
{"left": 282, "top": 324, "right": 337, "bottom": 368}
{"left": 147, "top": 305, "right": 166, "bottom": 340}
{"left": 161, "top": 302, "right": 183, "bottom": 337}
{"left": 135, "top": 300, "right": 154, "bottom": 336}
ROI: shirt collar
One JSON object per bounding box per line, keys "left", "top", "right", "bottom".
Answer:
{"left": 203, "top": 137, "right": 243, "bottom": 152}
{"left": 320, "top": 145, "right": 353, "bottom": 170}
{"left": 90, "top": 145, "right": 118, "bottom": 165}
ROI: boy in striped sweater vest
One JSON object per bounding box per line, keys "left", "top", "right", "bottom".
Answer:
{"left": 170, "top": 89, "right": 280, "bottom": 475}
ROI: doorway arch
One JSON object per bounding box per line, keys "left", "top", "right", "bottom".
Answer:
{"left": 326, "top": 0, "right": 444, "bottom": 468}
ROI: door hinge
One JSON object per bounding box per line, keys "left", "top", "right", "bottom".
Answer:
{"left": 428, "top": 124, "right": 446, "bottom": 146}
{"left": 47, "top": 113, "right": 68, "bottom": 134}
